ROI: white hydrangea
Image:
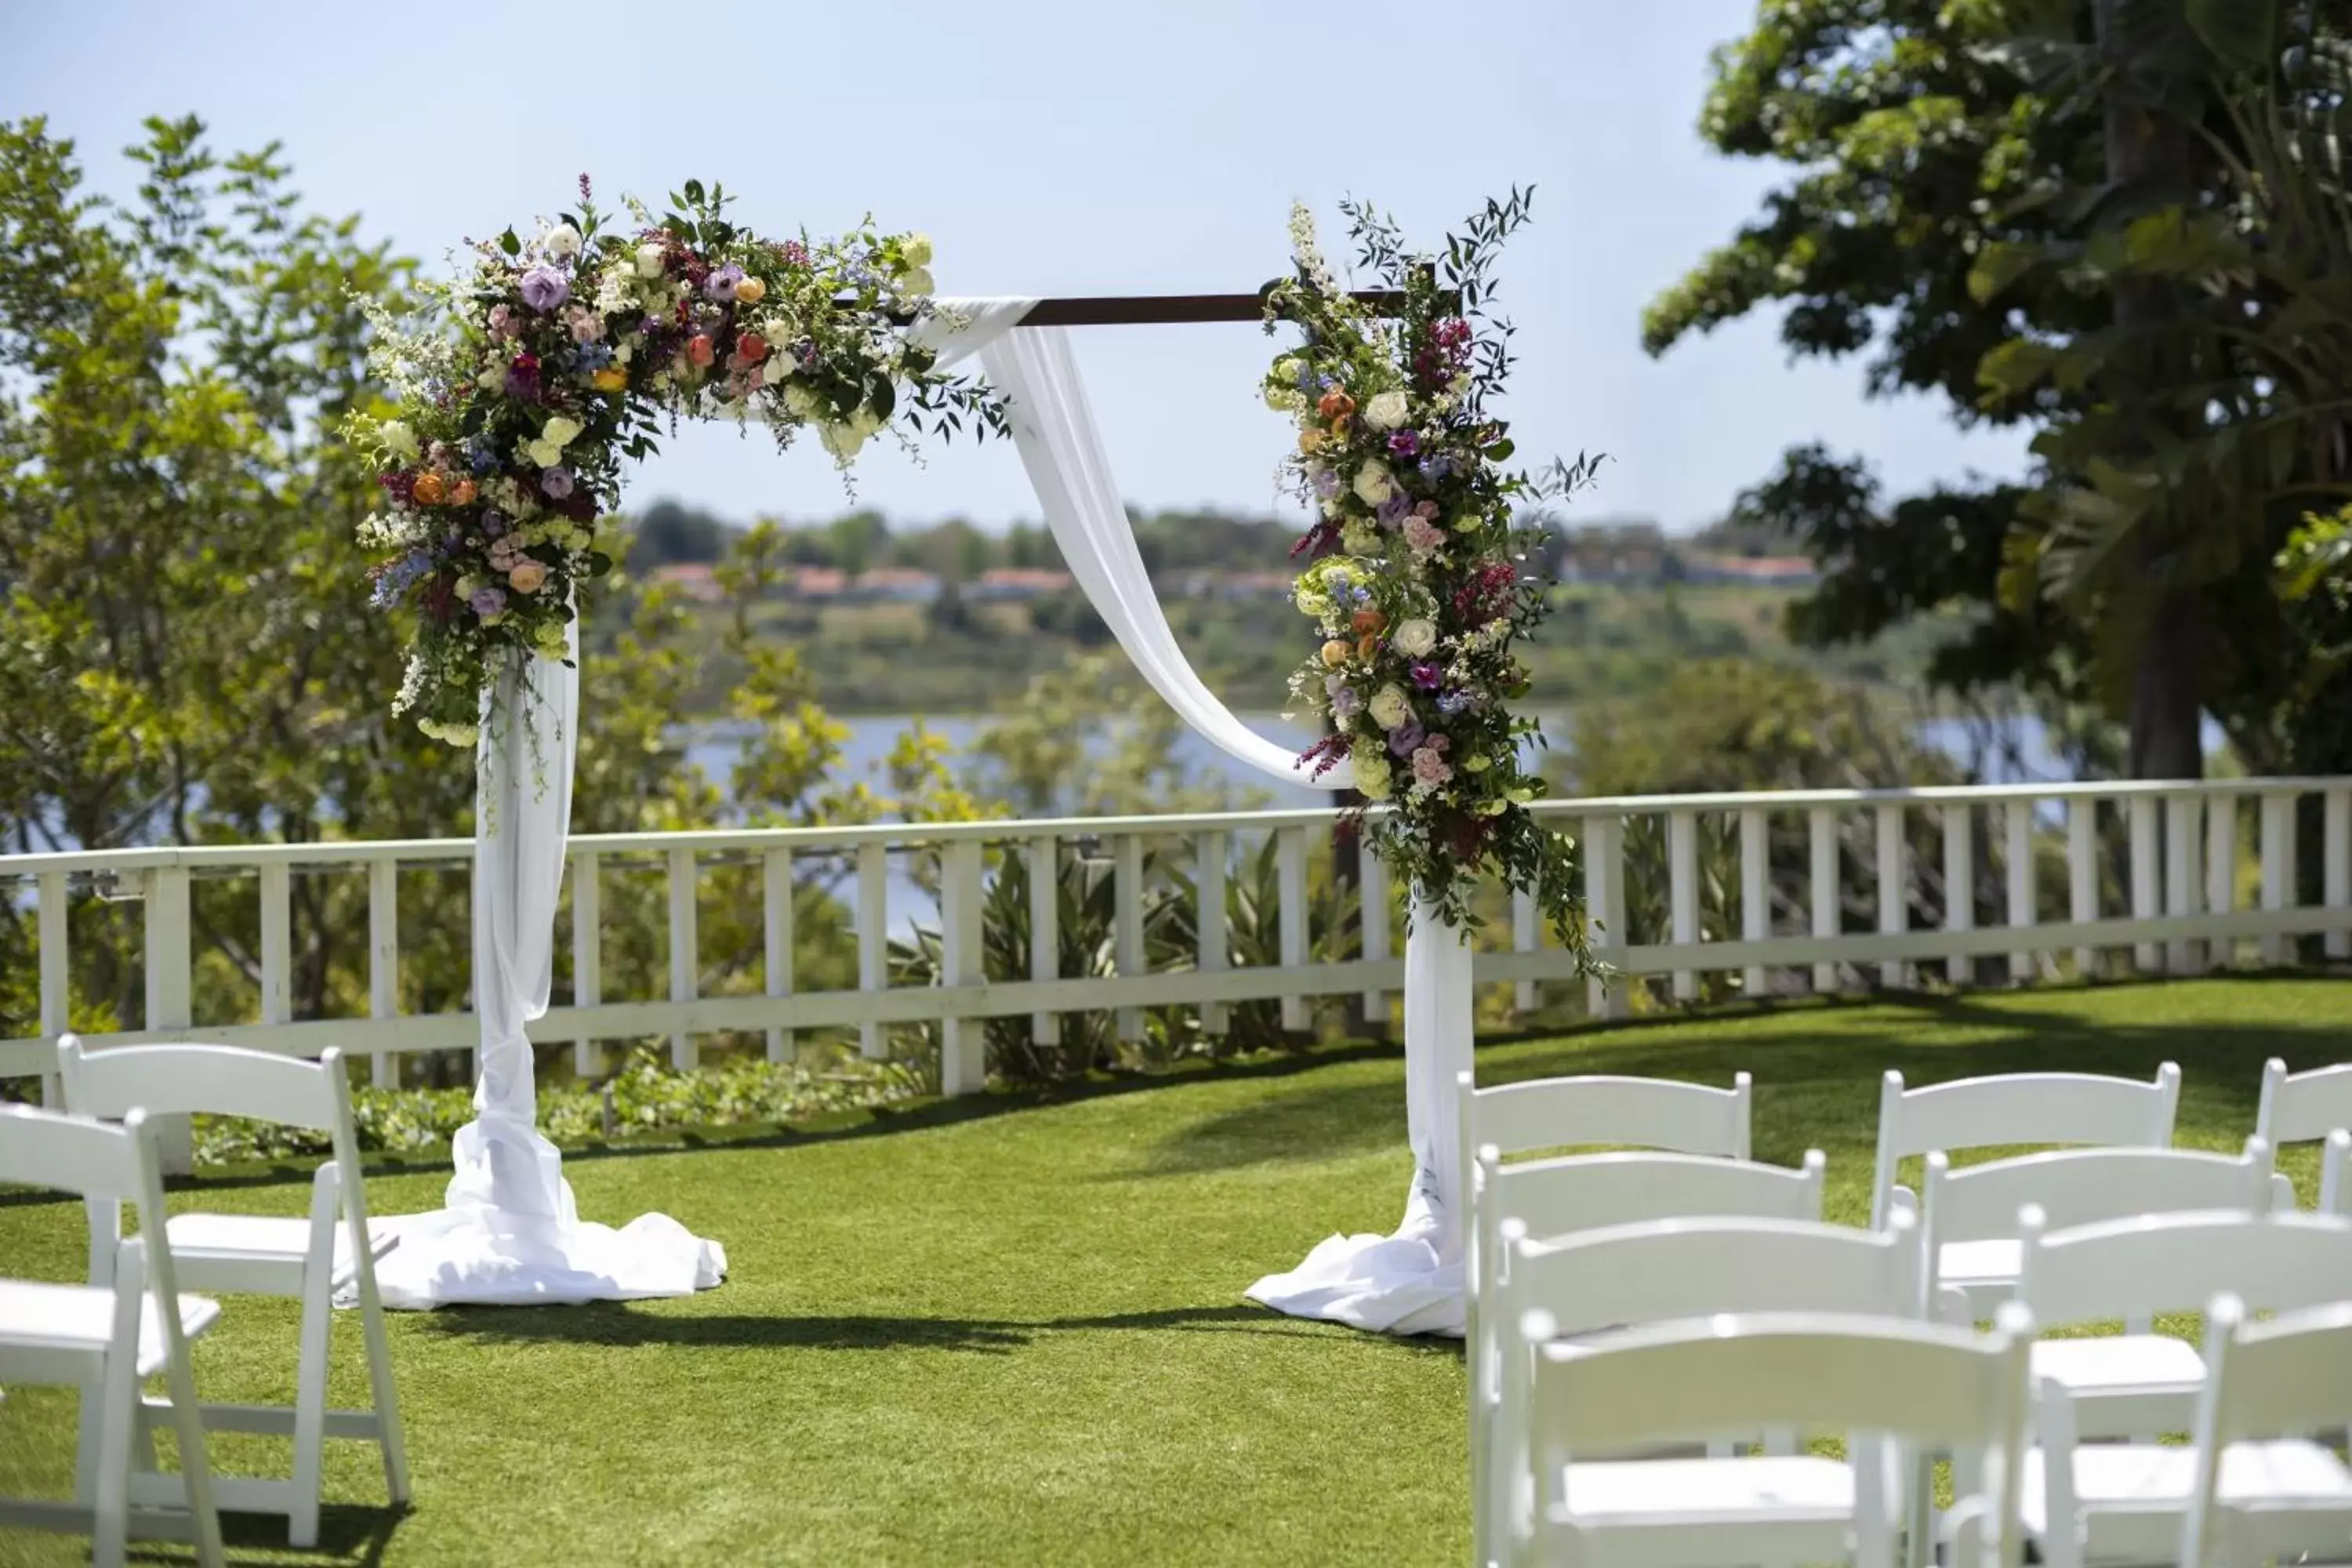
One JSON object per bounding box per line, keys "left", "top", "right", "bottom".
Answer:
{"left": 1362, "top": 390, "right": 1409, "bottom": 432}
{"left": 543, "top": 223, "right": 583, "bottom": 260}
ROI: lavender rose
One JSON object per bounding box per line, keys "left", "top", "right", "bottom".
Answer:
{"left": 519, "top": 264, "right": 570, "bottom": 312}
{"left": 540, "top": 467, "right": 575, "bottom": 500}
{"left": 470, "top": 586, "right": 508, "bottom": 618}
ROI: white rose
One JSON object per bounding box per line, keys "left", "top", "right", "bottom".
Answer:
{"left": 903, "top": 233, "right": 934, "bottom": 267}
{"left": 898, "top": 267, "right": 936, "bottom": 298}
{"left": 1362, "top": 390, "right": 1409, "bottom": 432}
{"left": 635, "top": 243, "right": 666, "bottom": 279}
{"left": 543, "top": 223, "right": 583, "bottom": 260}
{"left": 1393, "top": 618, "right": 1437, "bottom": 657}
{"left": 379, "top": 420, "right": 419, "bottom": 462}
{"left": 526, "top": 438, "right": 562, "bottom": 468}
{"left": 1369, "top": 684, "right": 1411, "bottom": 730}
{"left": 1352, "top": 460, "right": 1395, "bottom": 506}
{"left": 539, "top": 416, "right": 583, "bottom": 451}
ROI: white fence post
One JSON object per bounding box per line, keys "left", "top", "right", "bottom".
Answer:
{"left": 1943, "top": 804, "right": 1974, "bottom": 986}
{"left": 37, "top": 869, "right": 67, "bottom": 1107}
{"left": 2206, "top": 793, "right": 2238, "bottom": 970}
{"left": 1809, "top": 807, "right": 1840, "bottom": 996}
{"left": 763, "top": 848, "right": 793, "bottom": 1065}
{"left": 369, "top": 858, "right": 402, "bottom": 1089}
{"left": 2165, "top": 793, "right": 2202, "bottom": 975}
{"left": 1740, "top": 808, "right": 1769, "bottom": 999}
{"left": 1277, "top": 826, "right": 1310, "bottom": 1032}
{"left": 2328, "top": 787, "right": 2351, "bottom": 962}
{"left": 940, "top": 840, "right": 986, "bottom": 1095}
{"left": 1511, "top": 877, "right": 1540, "bottom": 1018}
{"left": 259, "top": 861, "right": 292, "bottom": 1029}
{"left": 1875, "top": 804, "right": 1907, "bottom": 990}
{"left": 1198, "top": 830, "right": 1229, "bottom": 1036}
{"left": 1359, "top": 838, "right": 1391, "bottom": 1028}
{"left": 858, "top": 843, "right": 888, "bottom": 1060}
{"left": 1584, "top": 814, "right": 1626, "bottom": 1020}
{"left": 1029, "top": 835, "right": 1060, "bottom": 1050}
{"left": 2259, "top": 791, "right": 2294, "bottom": 965}
{"left": 2009, "top": 799, "right": 2039, "bottom": 984}
{"left": 2129, "top": 795, "right": 2161, "bottom": 975}
{"left": 1116, "top": 831, "right": 1148, "bottom": 1044}
{"left": 2067, "top": 798, "right": 2099, "bottom": 980}
{"left": 143, "top": 865, "right": 194, "bottom": 1175}
{"left": 666, "top": 847, "right": 699, "bottom": 1071}
{"left": 1668, "top": 809, "right": 1700, "bottom": 1003}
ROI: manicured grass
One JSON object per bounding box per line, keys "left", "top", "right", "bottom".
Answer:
{"left": 2, "top": 976, "right": 2348, "bottom": 1566}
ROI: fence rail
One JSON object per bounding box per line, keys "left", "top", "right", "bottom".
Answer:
{"left": 6, "top": 777, "right": 2350, "bottom": 1102}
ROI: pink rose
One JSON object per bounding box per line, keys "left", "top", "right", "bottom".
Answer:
{"left": 507, "top": 560, "right": 548, "bottom": 594}
{"left": 1413, "top": 500, "right": 1441, "bottom": 520}
{"left": 1410, "top": 746, "right": 1453, "bottom": 786}
{"left": 566, "top": 306, "right": 604, "bottom": 344}
{"left": 1403, "top": 517, "right": 1446, "bottom": 556}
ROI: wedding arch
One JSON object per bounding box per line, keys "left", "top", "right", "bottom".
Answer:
{"left": 350, "top": 183, "right": 1595, "bottom": 1334}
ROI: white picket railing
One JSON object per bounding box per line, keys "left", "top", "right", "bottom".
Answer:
{"left": 4, "top": 778, "right": 2350, "bottom": 1107}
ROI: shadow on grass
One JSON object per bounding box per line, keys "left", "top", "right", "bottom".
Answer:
{"left": 414, "top": 1300, "right": 1460, "bottom": 1359}
{"left": 123, "top": 1500, "right": 404, "bottom": 1568}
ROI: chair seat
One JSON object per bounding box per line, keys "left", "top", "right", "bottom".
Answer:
{"left": 1563, "top": 1454, "right": 1855, "bottom": 1520}
{"left": 165, "top": 1212, "right": 397, "bottom": 1290}
{"left": 2022, "top": 1439, "right": 2352, "bottom": 1562}
{"left": 0, "top": 1279, "right": 220, "bottom": 1377}
{"left": 1938, "top": 1238, "right": 2023, "bottom": 1293}
{"left": 2032, "top": 1334, "right": 2206, "bottom": 1396}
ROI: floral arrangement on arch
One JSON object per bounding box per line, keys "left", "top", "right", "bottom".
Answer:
{"left": 1268, "top": 192, "right": 1601, "bottom": 942}
{"left": 349, "top": 177, "right": 998, "bottom": 748}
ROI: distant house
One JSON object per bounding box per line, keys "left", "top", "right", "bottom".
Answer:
{"left": 1564, "top": 520, "right": 1668, "bottom": 584}
{"left": 853, "top": 568, "right": 943, "bottom": 604}
{"left": 784, "top": 567, "right": 849, "bottom": 601}
{"left": 649, "top": 563, "right": 724, "bottom": 604}
{"left": 970, "top": 568, "right": 1075, "bottom": 601}
{"left": 1679, "top": 553, "right": 1820, "bottom": 588}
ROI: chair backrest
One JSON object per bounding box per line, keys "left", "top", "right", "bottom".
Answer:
{"left": 1871, "top": 1064, "right": 2181, "bottom": 1229}
{"left": 2017, "top": 1207, "right": 2352, "bottom": 1328}
{"left": 1458, "top": 1069, "right": 1751, "bottom": 1174}
{"left": 2325, "top": 1128, "right": 2352, "bottom": 1218}
{"left": 0, "top": 1102, "right": 154, "bottom": 1203}
{"left": 2256, "top": 1057, "right": 2352, "bottom": 1149}
{"left": 59, "top": 1036, "right": 344, "bottom": 1133}
{"left": 2180, "top": 1294, "right": 2352, "bottom": 1568}
{"left": 1922, "top": 1137, "right": 2273, "bottom": 1249}
{"left": 1530, "top": 1305, "right": 2034, "bottom": 1568}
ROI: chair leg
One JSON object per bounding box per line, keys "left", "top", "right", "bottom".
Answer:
{"left": 289, "top": 1265, "right": 335, "bottom": 1548}
{"left": 355, "top": 1265, "right": 410, "bottom": 1506}
{"left": 91, "top": 1336, "right": 145, "bottom": 1568}
{"left": 74, "top": 1369, "right": 105, "bottom": 1509}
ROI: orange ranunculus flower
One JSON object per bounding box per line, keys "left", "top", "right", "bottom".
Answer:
{"left": 1316, "top": 388, "right": 1355, "bottom": 421}
{"left": 687, "top": 335, "right": 717, "bottom": 368}
{"left": 448, "top": 477, "right": 478, "bottom": 506}
{"left": 592, "top": 367, "right": 628, "bottom": 392}
{"left": 1352, "top": 608, "right": 1386, "bottom": 636}
{"left": 733, "top": 275, "right": 767, "bottom": 305}
{"left": 1299, "top": 427, "right": 1325, "bottom": 456}
{"left": 411, "top": 472, "right": 446, "bottom": 506}
{"left": 1356, "top": 633, "right": 1379, "bottom": 659}
{"left": 735, "top": 332, "right": 770, "bottom": 365}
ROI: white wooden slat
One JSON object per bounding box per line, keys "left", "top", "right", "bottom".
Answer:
{"left": 763, "top": 848, "right": 793, "bottom": 1065}
{"left": 369, "top": 859, "right": 402, "bottom": 1089}
{"left": 2206, "top": 792, "right": 2238, "bottom": 971}
{"left": 258, "top": 861, "right": 292, "bottom": 1028}
{"left": 1277, "top": 826, "right": 1310, "bottom": 1032}
{"left": 1198, "top": 829, "right": 1229, "bottom": 1036}
{"left": 1875, "top": 804, "right": 1907, "bottom": 989}
{"left": 1584, "top": 814, "right": 1626, "bottom": 1020}
{"left": 143, "top": 866, "right": 194, "bottom": 1174}
{"left": 2328, "top": 788, "right": 2351, "bottom": 961}
{"left": 37, "top": 869, "right": 66, "bottom": 1106}
{"left": 1668, "top": 809, "right": 1700, "bottom": 1003}
{"left": 1809, "top": 807, "right": 1839, "bottom": 995}
{"left": 1117, "top": 832, "right": 1148, "bottom": 1044}
{"left": 939, "top": 840, "right": 986, "bottom": 1095}
{"left": 2009, "top": 800, "right": 2040, "bottom": 985}
{"left": 858, "top": 843, "right": 888, "bottom": 1060}
{"left": 1740, "top": 808, "right": 1769, "bottom": 999}
{"left": 1942, "top": 804, "right": 1973, "bottom": 986}
{"left": 1359, "top": 838, "right": 1390, "bottom": 1025}
{"left": 2260, "top": 791, "right": 2292, "bottom": 965}
{"left": 2129, "top": 795, "right": 2161, "bottom": 974}
{"left": 1029, "top": 835, "right": 1059, "bottom": 1048}
{"left": 2165, "top": 793, "right": 2203, "bottom": 975}
{"left": 666, "top": 847, "right": 699, "bottom": 1070}
{"left": 1511, "top": 878, "right": 1540, "bottom": 1017}
{"left": 2067, "top": 798, "right": 2098, "bottom": 980}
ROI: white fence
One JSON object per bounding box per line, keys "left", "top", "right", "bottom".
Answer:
{"left": 4, "top": 778, "right": 2350, "bottom": 1106}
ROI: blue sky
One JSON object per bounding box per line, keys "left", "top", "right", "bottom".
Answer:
{"left": 3, "top": 0, "right": 2026, "bottom": 535}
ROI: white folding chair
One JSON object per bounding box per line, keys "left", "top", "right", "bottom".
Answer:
{"left": 1871, "top": 1064, "right": 2181, "bottom": 1231}
{"left": 2177, "top": 1294, "right": 2352, "bottom": 1568}
{"left": 1468, "top": 1145, "right": 1824, "bottom": 1568}
{"left": 1454, "top": 1066, "right": 1752, "bottom": 1568}
{"left": 2258, "top": 1057, "right": 2352, "bottom": 1212}
{"left": 1526, "top": 1305, "right": 2036, "bottom": 1568}
{"left": 59, "top": 1037, "right": 409, "bottom": 1546}
{"left": 1486, "top": 1214, "right": 1927, "bottom": 1568}
{"left": 2016, "top": 1207, "right": 2352, "bottom": 1443}
{"left": 2328, "top": 1127, "right": 2352, "bottom": 1218}
{"left": 0, "top": 1105, "right": 223, "bottom": 1568}
{"left": 1920, "top": 1135, "right": 2278, "bottom": 1319}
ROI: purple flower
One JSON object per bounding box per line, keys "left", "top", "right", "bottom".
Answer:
{"left": 1329, "top": 683, "right": 1363, "bottom": 720}
{"left": 469, "top": 586, "right": 507, "bottom": 618}
{"left": 704, "top": 263, "right": 744, "bottom": 303}
{"left": 467, "top": 438, "right": 497, "bottom": 474}
{"left": 1437, "top": 689, "right": 1474, "bottom": 717}
{"left": 1376, "top": 493, "right": 1414, "bottom": 528}
{"left": 540, "top": 467, "right": 574, "bottom": 499}
{"left": 1388, "top": 430, "right": 1421, "bottom": 459}
{"left": 1418, "top": 453, "right": 1454, "bottom": 482}
{"left": 1312, "top": 469, "right": 1341, "bottom": 500}
{"left": 505, "top": 351, "right": 542, "bottom": 401}
{"left": 1387, "top": 719, "right": 1425, "bottom": 758}
{"left": 481, "top": 508, "right": 510, "bottom": 539}
{"left": 1410, "top": 661, "right": 1443, "bottom": 691}
{"left": 519, "top": 265, "right": 570, "bottom": 313}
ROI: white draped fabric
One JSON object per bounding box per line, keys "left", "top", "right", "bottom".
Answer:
{"left": 368, "top": 621, "right": 728, "bottom": 1309}
{"left": 927, "top": 299, "right": 1472, "bottom": 1337}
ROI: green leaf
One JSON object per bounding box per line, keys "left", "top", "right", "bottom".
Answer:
{"left": 499, "top": 227, "right": 521, "bottom": 256}
{"left": 2184, "top": 0, "right": 2276, "bottom": 68}
{"left": 1483, "top": 438, "right": 1515, "bottom": 462}
{"left": 683, "top": 178, "right": 706, "bottom": 205}
{"left": 1966, "top": 241, "right": 2039, "bottom": 304}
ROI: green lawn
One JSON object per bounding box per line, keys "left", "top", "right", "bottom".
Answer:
{"left": 3, "top": 976, "right": 2348, "bottom": 1566}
